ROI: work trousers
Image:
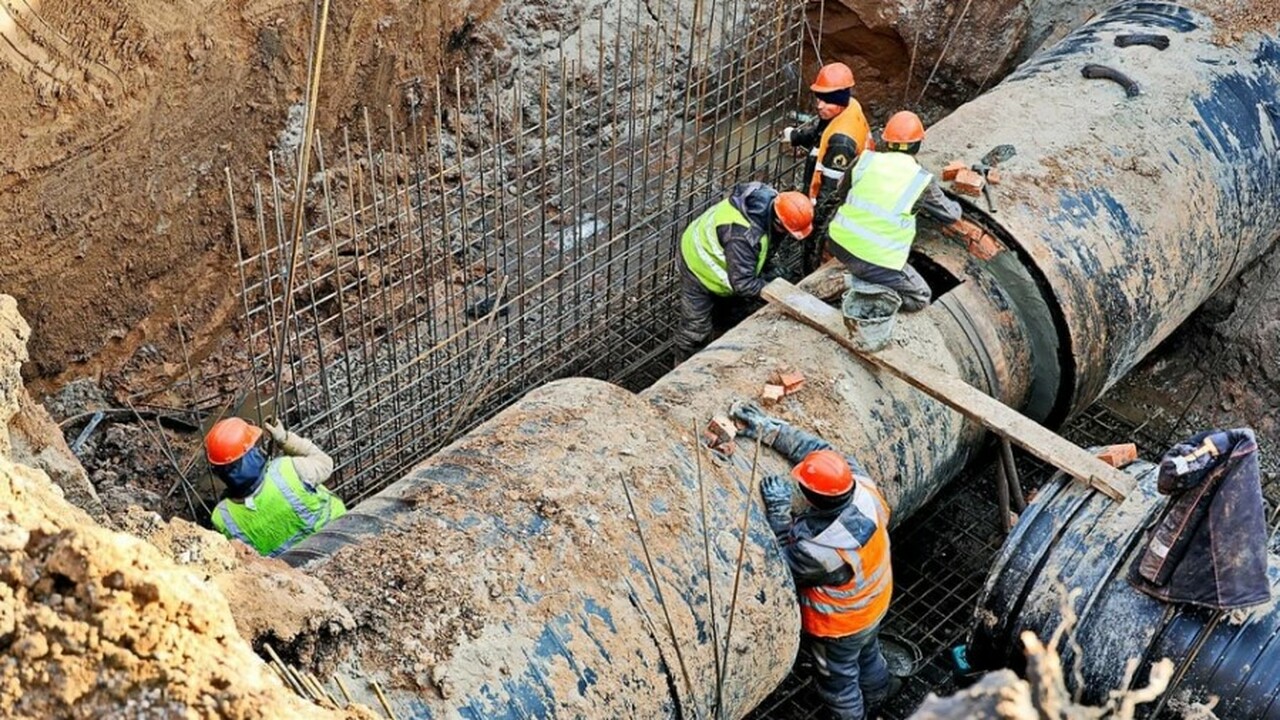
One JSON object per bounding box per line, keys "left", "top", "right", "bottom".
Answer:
{"left": 830, "top": 243, "right": 931, "bottom": 312}
{"left": 674, "top": 262, "right": 756, "bottom": 361}
{"left": 806, "top": 624, "right": 892, "bottom": 720}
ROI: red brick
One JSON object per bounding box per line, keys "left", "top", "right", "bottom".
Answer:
{"left": 941, "top": 160, "right": 967, "bottom": 182}
{"left": 1095, "top": 443, "right": 1138, "bottom": 468}
{"left": 704, "top": 415, "right": 737, "bottom": 448}
{"left": 761, "top": 384, "right": 786, "bottom": 406}
{"left": 987, "top": 168, "right": 1002, "bottom": 186}
{"left": 952, "top": 169, "right": 985, "bottom": 196}
{"left": 966, "top": 232, "right": 1002, "bottom": 261}
{"left": 779, "top": 371, "right": 806, "bottom": 395}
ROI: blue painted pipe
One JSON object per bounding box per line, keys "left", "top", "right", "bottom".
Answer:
{"left": 283, "top": 3, "right": 1280, "bottom": 716}
{"left": 972, "top": 463, "right": 1280, "bottom": 718}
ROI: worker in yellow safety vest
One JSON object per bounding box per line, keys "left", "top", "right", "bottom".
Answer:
{"left": 205, "top": 417, "right": 346, "bottom": 557}
{"left": 780, "top": 62, "right": 873, "bottom": 268}
{"left": 675, "top": 183, "right": 814, "bottom": 361}
{"left": 730, "top": 400, "right": 899, "bottom": 720}
{"left": 826, "top": 110, "right": 965, "bottom": 312}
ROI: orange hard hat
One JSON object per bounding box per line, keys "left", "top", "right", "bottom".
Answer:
{"left": 205, "top": 418, "right": 263, "bottom": 465}
{"left": 883, "top": 111, "right": 926, "bottom": 145}
{"left": 791, "top": 450, "right": 854, "bottom": 496}
{"left": 774, "top": 191, "right": 814, "bottom": 239}
{"left": 810, "top": 63, "right": 855, "bottom": 93}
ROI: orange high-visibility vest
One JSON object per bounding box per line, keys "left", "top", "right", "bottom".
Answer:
{"left": 808, "top": 102, "right": 873, "bottom": 200}
{"left": 798, "top": 478, "right": 893, "bottom": 637}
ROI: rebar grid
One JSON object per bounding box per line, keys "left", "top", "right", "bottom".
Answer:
{"left": 749, "top": 403, "right": 1171, "bottom": 719}
{"left": 229, "top": 0, "right": 812, "bottom": 501}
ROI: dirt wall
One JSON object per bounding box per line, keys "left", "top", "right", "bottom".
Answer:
{"left": 0, "top": 0, "right": 497, "bottom": 392}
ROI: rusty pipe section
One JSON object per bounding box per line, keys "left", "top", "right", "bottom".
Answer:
{"left": 284, "top": 4, "right": 1280, "bottom": 717}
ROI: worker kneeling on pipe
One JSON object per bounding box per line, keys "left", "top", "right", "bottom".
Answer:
{"left": 675, "top": 183, "right": 813, "bottom": 361}
{"left": 826, "top": 111, "right": 965, "bottom": 312}
{"left": 732, "top": 401, "right": 900, "bottom": 719}
{"left": 204, "top": 417, "right": 347, "bottom": 557}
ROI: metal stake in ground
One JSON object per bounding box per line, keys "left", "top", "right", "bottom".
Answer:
{"left": 694, "top": 422, "right": 725, "bottom": 719}
{"left": 719, "top": 434, "right": 763, "bottom": 700}
{"left": 620, "top": 472, "right": 701, "bottom": 720}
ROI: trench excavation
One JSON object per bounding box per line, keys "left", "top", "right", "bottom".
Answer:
{"left": 272, "top": 2, "right": 1280, "bottom": 717}
{"left": 4, "top": 0, "right": 1280, "bottom": 718}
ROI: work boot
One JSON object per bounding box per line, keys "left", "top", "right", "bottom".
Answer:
{"left": 865, "top": 676, "right": 904, "bottom": 716}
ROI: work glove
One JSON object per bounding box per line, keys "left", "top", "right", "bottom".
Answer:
{"left": 729, "top": 400, "right": 784, "bottom": 445}
{"left": 760, "top": 474, "right": 794, "bottom": 533}
{"left": 780, "top": 126, "right": 795, "bottom": 144}
{"left": 262, "top": 416, "right": 289, "bottom": 445}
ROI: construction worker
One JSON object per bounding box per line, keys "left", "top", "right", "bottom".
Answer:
{"left": 826, "top": 110, "right": 962, "bottom": 312}
{"left": 675, "top": 182, "right": 814, "bottom": 360}
{"left": 781, "top": 62, "right": 873, "bottom": 260}
{"left": 731, "top": 400, "right": 898, "bottom": 720}
{"left": 204, "top": 417, "right": 346, "bottom": 557}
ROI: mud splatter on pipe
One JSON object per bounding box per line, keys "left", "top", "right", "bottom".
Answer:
{"left": 283, "top": 3, "right": 1280, "bottom": 717}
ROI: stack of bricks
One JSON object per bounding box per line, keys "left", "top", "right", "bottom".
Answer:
{"left": 763, "top": 368, "right": 806, "bottom": 402}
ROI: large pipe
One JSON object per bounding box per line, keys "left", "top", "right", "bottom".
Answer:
{"left": 971, "top": 462, "right": 1280, "bottom": 719}
{"left": 284, "top": 3, "right": 1280, "bottom": 717}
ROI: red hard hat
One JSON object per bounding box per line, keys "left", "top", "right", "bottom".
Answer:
{"left": 883, "top": 111, "right": 926, "bottom": 145}
{"left": 205, "top": 418, "right": 263, "bottom": 465}
{"left": 791, "top": 450, "right": 854, "bottom": 496}
{"left": 774, "top": 191, "right": 814, "bottom": 239}
{"left": 810, "top": 63, "right": 856, "bottom": 93}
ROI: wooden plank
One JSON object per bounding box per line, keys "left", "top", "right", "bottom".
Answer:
{"left": 761, "top": 279, "right": 1133, "bottom": 501}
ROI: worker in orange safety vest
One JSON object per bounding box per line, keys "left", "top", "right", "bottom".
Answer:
{"left": 731, "top": 400, "right": 899, "bottom": 720}
{"left": 780, "top": 62, "right": 873, "bottom": 270}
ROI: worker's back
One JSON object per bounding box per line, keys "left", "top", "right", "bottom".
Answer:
{"left": 212, "top": 456, "right": 347, "bottom": 557}
{"left": 795, "top": 476, "right": 893, "bottom": 638}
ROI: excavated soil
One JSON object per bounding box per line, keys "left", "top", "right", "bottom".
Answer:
{"left": 0, "top": 456, "right": 375, "bottom": 719}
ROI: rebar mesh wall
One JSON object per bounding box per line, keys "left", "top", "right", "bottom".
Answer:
{"left": 230, "top": 0, "right": 810, "bottom": 501}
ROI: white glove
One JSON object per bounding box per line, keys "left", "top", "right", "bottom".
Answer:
{"left": 781, "top": 126, "right": 795, "bottom": 144}
{"left": 263, "top": 417, "right": 289, "bottom": 444}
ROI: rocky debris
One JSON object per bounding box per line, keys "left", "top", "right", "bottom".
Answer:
{"left": 0, "top": 296, "right": 105, "bottom": 519}
{"left": 817, "top": 0, "right": 1035, "bottom": 121}
{"left": 118, "top": 508, "right": 358, "bottom": 670}
{"left": 78, "top": 422, "right": 191, "bottom": 520}
{"left": 0, "top": 455, "right": 372, "bottom": 718}
{"left": 41, "top": 377, "right": 111, "bottom": 421}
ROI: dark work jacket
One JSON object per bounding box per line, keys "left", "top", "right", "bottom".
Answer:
{"left": 1129, "top": 429, "right": 1270, "bottom": 610}
{"left": 719, "top": 182, "right": 786, "bottom": 298}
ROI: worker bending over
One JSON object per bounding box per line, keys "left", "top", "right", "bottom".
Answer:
{"left": 827, "top": 111, "right": 961, "bottom": 312}
{"left": 675, "top": 182, "right": 813, "bottom": 360}
{"left": 781, "top": 63, "right": 873, "bottom": 248}
{"left": 204, "top": 417, "right": 347, "bottom": 557}
{"left": 731, "top": 401, "right": 897, "bottom": 720}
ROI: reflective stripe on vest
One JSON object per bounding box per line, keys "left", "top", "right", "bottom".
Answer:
{"left": 828, "top": 151, "right": 933, "bottom": 270}
{"left": 679, "top": 198, "right": 769, "bottom": 297}
{"left": 210, "top": 457, "right": 347, "bottom": 557}
{"left": 799, "top": 479, "right": 893, "bottom": 637}
{"left": 808, "top": 103, "right": 872, "bottom": 199}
